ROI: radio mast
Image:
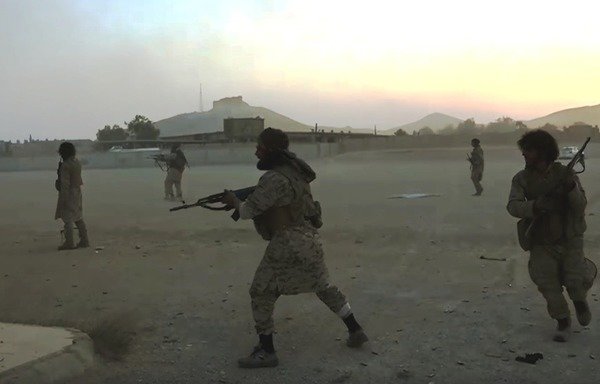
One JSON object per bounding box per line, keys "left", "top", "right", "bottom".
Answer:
{"left": 198, "top": 83, "right": 204, "bottom": 112}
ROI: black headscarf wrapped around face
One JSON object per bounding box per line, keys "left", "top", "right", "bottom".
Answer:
{"left": 257, "top": 128, "right": 288, "bottom": 170}
{"left": 257, "top": 128, "right": 316, "bottom": 182}
{"left": 58, "top": 142, "right": 76, "bottom": 161}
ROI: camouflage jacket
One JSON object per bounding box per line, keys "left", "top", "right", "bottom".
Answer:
{"left": 240, "top": 158, "right": 322, "bottom": 240}
{"left": 507, "top": 162, "right": 587, "bottom": 246}
{"left": 470, "top": 146, "right": 484, "bottom": 170}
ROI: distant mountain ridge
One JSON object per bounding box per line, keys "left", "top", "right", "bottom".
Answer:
{"left": 155, "top": 96, "right": 600, "bottom": 138}
{"left": 526, "top": 104, "right": 600, "bottom": 128}
{"left": 382, "top": 113, "right": 464, "bottom": 135}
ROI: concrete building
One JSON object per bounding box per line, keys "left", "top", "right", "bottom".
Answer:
{"left": 223, "top": 117, "right": 265, "bottom": 141}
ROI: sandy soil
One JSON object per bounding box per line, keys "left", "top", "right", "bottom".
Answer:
{"left": 1, "top": 146, "right": 599, "bottom": 384}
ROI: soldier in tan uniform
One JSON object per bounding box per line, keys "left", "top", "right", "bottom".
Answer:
{"left": 222, "top": 128, "right": 368, "bottom": 368}
{"left": 164, "top": 143, "right": 188, "bottom": 201}
{"left": 55, "top": 142, "right": 89, "bottom": 250}
{"left": 468, "top": 138, "right": 484, "bottom": 196}
{"left": 507, "top": 130, "right": 594, "bottom": 342}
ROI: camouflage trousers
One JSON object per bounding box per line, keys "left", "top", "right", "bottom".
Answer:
{"left": 528, "top": 237, "right": 595, "bottom": 319}
{"left": 250, "top": 226, "right": 348, "bottom": 334}
{"left": 471, "top": 167, "right": 483, "bottom": 194}
{"left": 164, "top": 168, "right": 183, "bottom": 198}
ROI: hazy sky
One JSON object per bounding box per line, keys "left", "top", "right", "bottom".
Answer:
{"left": 1, "top": 0, "right": 600, "bottom": 140}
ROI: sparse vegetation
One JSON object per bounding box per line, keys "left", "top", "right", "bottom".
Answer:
{"left": 88, "top": 314, "right": 138, "bottom": 361}
{"left": 0, "top": 313, "right": 138, "bottom": 361}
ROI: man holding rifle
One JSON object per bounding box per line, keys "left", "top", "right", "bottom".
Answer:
{"left": 507, "top": 130, "right": 595, "bottom": 342}
{"left": 221, "top": 128, "right": 368, "bottom": 368}
{"left": 468, "top": 138, "right": 484, "bottom": 196}
{"left": 163, "top": 143, "right": 188, "bottom": 201}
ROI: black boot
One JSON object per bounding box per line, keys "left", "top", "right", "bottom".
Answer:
{"left": 343, "top": 314, "right": 368, "bottom": 348}
{"left": 553, "top": 317, "right": 571, "bottom": 342}
{"left": 574, "top": 300, "right": 592, "bottom": 326}
{"left": 238, "top": 334, "right": 278, "bottom": 369}
{"left": 75, "top": 220, "right": 90, "bottom": 248}
{"left": 58, "top": 223, "right": 76, "bottom": 251}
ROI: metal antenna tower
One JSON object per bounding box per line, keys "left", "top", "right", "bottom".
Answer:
{"left": 198, "top": 83, "right": 204, "bottom": 112}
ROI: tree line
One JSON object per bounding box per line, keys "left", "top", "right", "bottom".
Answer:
{"left": 395, "top": 117, "right": 600, "bottom": 137}
{"left": 96, "top": 115, "right": 160, "bottom": 141}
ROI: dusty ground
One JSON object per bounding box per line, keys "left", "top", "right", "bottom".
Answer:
{"left": 1, "top": 146, "right": 599, "bottom": 384}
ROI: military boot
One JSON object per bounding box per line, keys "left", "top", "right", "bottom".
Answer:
{"left": 346, "top": 329, "right": 369, "bottom": 348}
{"left": 238, "top": 346, "right": 279, "bottom": 368}
{"left": 75, "top": 220, "right": 90, "bottom": 248}
{"left": 58, "top": 224, "right": 76, "bottom": 251}
{"left": 574, "top": 300, "right": 592, "bottom": 326}
{"left": 553, "top": 317, "right": 571, "bottom": 342}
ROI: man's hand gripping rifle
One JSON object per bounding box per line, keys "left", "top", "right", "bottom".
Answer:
{"left": 524, "top": 137, "right": 590, "bottom": 239}
{"left": 169, "top": 186, "right": 256, "bottom": 221}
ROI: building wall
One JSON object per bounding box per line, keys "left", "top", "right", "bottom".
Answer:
{"left": 0, "top": 142, "right": 341, "bottom": 172}
{"left": 2, "top": 133, "right": 597, "bottom": 172}
{"left": 223, "top": 118, "right": 264, "bottom": 141}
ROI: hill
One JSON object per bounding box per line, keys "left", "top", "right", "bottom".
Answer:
{"left": 155, "top": 96, "right": 313, "bottom": 137}
{"left": 383, "top": 113, "right": 463, "bottom": 135}
{"left": 526, "top": 104, "right": 600, "bottom": 128}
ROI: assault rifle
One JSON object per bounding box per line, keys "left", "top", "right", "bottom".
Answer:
{"left": 169, "top": 186, "right": 256, "bottom": 221}
{"left": 147, "top": 154, "right": 170, "bottom": 171}
{"left": 522, "top": 137, "right": 591, "bottom": 242}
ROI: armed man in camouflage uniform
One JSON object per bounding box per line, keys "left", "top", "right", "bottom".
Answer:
{"left": 468, "top": 138, "right": 484, "bottom": 196}
{"left": 55, "top": 142, "right": 89, "bottom": 250}
{"left": 222, "top": 128, "right": 368, "bottom": 368}
{"left": 507, "top": 130, "right": 595, "bottom": 342}
{"left": 164, "top": 143, "right": 188, "bottom": 201}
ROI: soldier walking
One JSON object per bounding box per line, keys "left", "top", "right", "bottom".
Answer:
{"left": 507, "top": 129, "right": 595, "bottom": 342}
{"left": 55, "top": 142, "right": 89, "bottom": 250}
{"left": 222, "top": 128, "right": 368, "bottom": 368}
{"left": 468, "top": 138, "right": 484, "bottom": 196}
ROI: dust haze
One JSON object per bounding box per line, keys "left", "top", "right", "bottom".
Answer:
{"left": 1, "top": 144, "right": 599, "bottom": 383}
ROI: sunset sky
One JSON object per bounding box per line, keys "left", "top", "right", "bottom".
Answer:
{"left": 1, "top": 0, "right": 599, "bottom": 140}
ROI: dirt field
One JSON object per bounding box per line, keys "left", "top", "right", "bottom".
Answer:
{"left": 1, "top": 146, "right": 599, "bottom": 384}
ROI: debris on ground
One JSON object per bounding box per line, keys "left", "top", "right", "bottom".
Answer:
{"left": 396, "top": 369, "right": 413, "bottom": 380}
{"left": 515, "top": 353, "right": 544, "bottom": 365}
{"left": 388, "top": 193, "right": 441, "bottom": 199}
{"left": 480, "top": 255, "right": 507, "bottom": 261}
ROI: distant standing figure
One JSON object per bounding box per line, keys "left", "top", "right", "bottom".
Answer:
{"left": 468, "top": 138, "right": 484, "bottom": 196}
{"left": 507, "top": 129, "right": 595, "bottom": 342}
{"left": 55, "top": 142, "right": 89, "bottom": 250}
{"left": 164, "top": 143, "right": 188, "bottom": 201}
